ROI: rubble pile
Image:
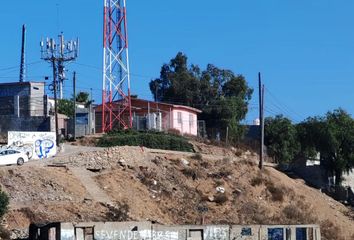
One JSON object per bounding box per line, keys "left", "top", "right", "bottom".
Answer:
{"left": 55, "top": 146, "right": 152, "bottom": 170}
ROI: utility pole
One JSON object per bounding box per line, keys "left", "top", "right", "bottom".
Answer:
{"left": 52, "top": 60, "right": 59, "bottom": 147}
{"left": 19, "top": 24, "right": 26, "bottom": 82}
{"left": 40, "top": 34, "right": 79, "bottom": 146}
{"left": 258, "top": 72, "right": 265, "bottom": 170}
{"left": 73, "top": 71, "right": 76, "bottom": 140}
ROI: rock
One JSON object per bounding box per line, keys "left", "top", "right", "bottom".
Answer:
{"left": 208, "top": 196, "right": 215, "bottom": 202}
{"left": 180, "top": 158, "right": 189, "bottom": 166}
{"left": 118, "top": 159, "right": 126, "bottom": 167}
{"left": 216, "top": 186, "right": 225, "bottom": 193}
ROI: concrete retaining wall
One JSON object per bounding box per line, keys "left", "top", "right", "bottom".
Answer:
{"left": 29, "top": 222, "right": 321, "bottom": 240}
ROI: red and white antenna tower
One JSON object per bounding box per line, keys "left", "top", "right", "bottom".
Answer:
{"left": 102, "top": 0, "right": 132, "bottom": 132}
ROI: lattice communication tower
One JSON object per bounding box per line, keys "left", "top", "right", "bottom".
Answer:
{"left": 102, "top": 0, "right": 132, "bottom": 132}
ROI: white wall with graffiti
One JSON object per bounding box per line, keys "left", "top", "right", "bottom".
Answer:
{"left": 6, "top": 131, "right": 56, "bottom": 160}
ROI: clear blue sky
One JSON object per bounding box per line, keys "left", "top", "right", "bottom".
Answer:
{"left": 1, "top": 0, "right": 354, "bottom": 123}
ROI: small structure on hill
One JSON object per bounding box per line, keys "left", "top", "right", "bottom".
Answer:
{"left": 95, "top": 98, "right": 202, "bottom": 136}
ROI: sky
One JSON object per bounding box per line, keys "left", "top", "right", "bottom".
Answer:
{"left": 0, "top": 0, "right": 354, "bottom": 123}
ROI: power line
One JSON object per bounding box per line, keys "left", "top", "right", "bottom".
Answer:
{"left": 0, "top": 61, "right": 42, "bottom": 72}
{"left": 264, "top": 87, "right": 304, "bottom": 122}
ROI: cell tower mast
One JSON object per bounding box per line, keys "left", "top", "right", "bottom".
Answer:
{"left": 102, "top": 0, "right": 132, "bottom": 132}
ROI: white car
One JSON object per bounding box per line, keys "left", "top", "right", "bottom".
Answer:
{"left": 0, "top": 149, "right": 29, "bottom": 166}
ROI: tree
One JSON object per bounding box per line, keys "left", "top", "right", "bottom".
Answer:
{"left": 298, "top": 109, "right": 354, "bottom": 185}
{"left": 150, "top": 52, "right": 253, "bottom": 142}
{"left": 57, "top": 91, "right": 92, "bottom": 118}
{"left": 0, "top": 191, "right": 9, "bottom": 219}
{"left": 264, "top": 115, "right": 299, "bottom": 164}
{"left": 76, "top": 91, "right": 92, "bottom": 107}
{"left": 57, "top": 99, "right": 74, "bottom": 118}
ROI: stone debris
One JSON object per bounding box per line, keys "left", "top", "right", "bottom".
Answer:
{"left": 216, "top": 186, "right": 225, "bottom": 193}
{"left": 53, "top": 146, "right": 152, "bottom": 170}
{"left": 180, "top": 158, "right": 189, "bottom": 166}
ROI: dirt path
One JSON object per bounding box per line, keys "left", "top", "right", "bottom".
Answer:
{"left": 69, "top": 167, "right": 112, "bottom": 204}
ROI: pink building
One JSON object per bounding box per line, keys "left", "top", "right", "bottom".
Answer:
{"left": 95, "top": 99, "right": 202, "bottom": 136}
{"left": 170, "top": 105, "right": 201, "bottom": 136}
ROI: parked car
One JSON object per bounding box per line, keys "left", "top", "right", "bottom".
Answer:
{"left": 0, "top": 149, "right": 29, "bottom": 166}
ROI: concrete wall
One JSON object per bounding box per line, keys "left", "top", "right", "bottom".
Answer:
{"left": 29, "top": 82, "right": 46, "bottom": 116}
{"left": 0, "top": 82, "right": 46, "bottom": 117}
{"left": 0, "top": 115, "right": 51, "bottom": 142}
{"left": 7, "top": 131, "right": 56, "bottom": 159}
{"left": 0, "top": 83, "right": 30, "bottom": 97}
{"left": 30, "top": 222, "right": 321, "bottom": 240}
{"left": 59, "top": 221, "right": 152, "bottom": 240}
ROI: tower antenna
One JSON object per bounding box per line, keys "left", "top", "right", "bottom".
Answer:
{"left": 102, "top": 0, "right": 132, "bottom": 132}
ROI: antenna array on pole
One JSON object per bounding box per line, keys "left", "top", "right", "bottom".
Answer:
{"left": 40, "top": 34, "right": 79, "bottom": 146}
{"left": 102, "top": 0, "right": 132, "bottom": 132}
{"left": 40, "top": 34, "right": 79, "bottom": 99}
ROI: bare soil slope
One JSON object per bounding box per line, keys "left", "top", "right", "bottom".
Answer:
{"left": 0, "top": 142, "right": 353, "bottom": 239}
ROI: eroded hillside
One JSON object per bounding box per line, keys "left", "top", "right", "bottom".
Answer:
{"left": 0, "top": 143, "right": 353, "bottom": 239}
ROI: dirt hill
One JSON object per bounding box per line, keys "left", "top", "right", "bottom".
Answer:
{"left": 0, "top": 142, "right": 353, "bottom": 239}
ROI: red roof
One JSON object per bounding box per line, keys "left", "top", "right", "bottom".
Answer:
{"left": 95, "top": 98, "right": 202, "bottom": 113}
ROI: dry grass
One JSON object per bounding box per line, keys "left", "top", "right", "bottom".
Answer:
{"left": 320, "top": 220, "right": 345, "bottom": 240}
{"left": 250, "top": 175, "right": 264, "bottom": 186}
{"left": 191, "top": 153, "right": 203, "bottom": 160}
{"left": 210, "top": 167, "right": 233, "bottom": 179}
{"left": 105, "top": 202, "right": 130, "bottom": 222}
{"left": 238, "top": 201, "right": 268, "bottom": 224}
{"left": 266, "top": 182, "right": 285, "bottom": 202}
{"left": 283, "top": 204, "right": 313, "bottom": 224}
{"left": 182, "top": 168, "right": 199, "bottom": 180}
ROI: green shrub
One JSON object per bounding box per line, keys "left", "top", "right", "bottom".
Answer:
{"left": 98, "top": 130, "right": 194, "bottom": 152}
{"left": 0, "top": 191, "right": 9, "bottom": 218}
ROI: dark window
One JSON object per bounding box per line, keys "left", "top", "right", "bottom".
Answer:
{"left": 296, "top": 228, "right": 307, "bottom": 240}
{"left": 33, "top": 87, "right": 39, "bottom": 90}
{"left": 268, "top": 228, "right": 284, "bottom": 240}
{"left": 241, "top": 228, "right": 252, "bottom": 236}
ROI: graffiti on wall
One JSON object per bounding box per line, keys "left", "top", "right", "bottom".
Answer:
{"left": 94, "top": 230, "right": 179, "bottom": 240}
{"left": 7, "top": 131, "right": 56, "bottom": 159}
{"left": 205, "top": 226, "right": 228, "bottom": 240}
